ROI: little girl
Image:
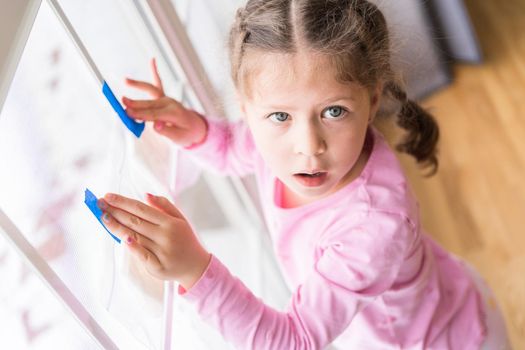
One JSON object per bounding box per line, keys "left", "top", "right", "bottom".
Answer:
{"left": 97, "top": 0, "right": 511, "bottom": 348}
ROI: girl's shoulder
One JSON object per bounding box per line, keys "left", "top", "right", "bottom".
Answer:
{"left": 351, "top": 126, "right": 420, "bottom": 222}
{"left": 365, "top": 126, "right": 410, "bottom": 189}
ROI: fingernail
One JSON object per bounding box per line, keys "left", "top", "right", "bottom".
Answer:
{"left": 126, "top": 235, "right": 133, "bottom": 244}
{"left": 154, "top": 122, "right": 164, "bottom": 131}
{"left": 105, "top": 193, "right": 116, "bottom": 202}
{"left": 146, "top": 192, "right": 155, "bottom": 198}
{"left": 102, "top": 212, "right": 111, "bottom": 222}
{"left": 97, "top": 199, "right": 107, "bottom": 210}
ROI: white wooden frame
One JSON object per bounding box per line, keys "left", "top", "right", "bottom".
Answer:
{"left": 0, "top": 0, "right": 268, "bottom": 348}
{"left": 0, "top": 0, "right": 41, "bottom": 113}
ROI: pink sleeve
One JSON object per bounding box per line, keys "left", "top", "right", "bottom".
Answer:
{"left": 183, "top": 115, "right": 257, "bottom": 177}
{"left": 180, "top": 211, "right": 414, "bottom": 349}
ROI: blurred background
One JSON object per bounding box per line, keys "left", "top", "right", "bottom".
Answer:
{"left": 0, "top": 0, "right": 523, "bottom": 349}
{"left": 377, "top": 1, "right": 525, "bottom": 349}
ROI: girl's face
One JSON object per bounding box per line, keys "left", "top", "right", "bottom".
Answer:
{"left": 240, "top": 52, "right": 382, "bottom": 204}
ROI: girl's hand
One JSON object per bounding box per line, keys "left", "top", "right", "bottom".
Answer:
{"left": 97, "top": 193, "right": 211, "bottom": 290}
{"left": 123, "top": 58, "right": 207, "bottom": 148}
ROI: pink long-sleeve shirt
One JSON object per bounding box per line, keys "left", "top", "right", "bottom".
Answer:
{"left": 180, "top": 117, "right": 486, "bottom": 349}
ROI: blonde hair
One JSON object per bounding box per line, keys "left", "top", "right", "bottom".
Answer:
{"left": 228, "top": 0, "right": 440, "bottom": 176}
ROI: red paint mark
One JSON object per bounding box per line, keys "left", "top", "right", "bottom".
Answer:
{"left": 37, "top": 231, "right": 66, "bottom": 261}
{"left": 35, "top": 192, "right": 75, "bottom": 231}
{"left": 50, "top": 48, "right": 61, "bottom": 65}
{"left": 73, "top": 154, "right": 91, "bottom": 170}
{"left": 49, "top": 78, "right": 60, "bottom": 91}
{"left": 21, "top": 309, "right": 52, "bottom": 343}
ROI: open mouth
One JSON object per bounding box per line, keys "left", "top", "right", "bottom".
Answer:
{"left": 296, "top": 172, "right": 324, "bottom": 178}
{"left": 293, "top": 172, "right": 328, "bottom": 187}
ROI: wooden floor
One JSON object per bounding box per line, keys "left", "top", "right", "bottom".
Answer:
{"left": 377, "top": 0, "right": 525, "bottom": 347}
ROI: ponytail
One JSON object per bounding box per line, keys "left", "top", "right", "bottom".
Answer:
{"left": 385, "top": 81, "right": 440, "bottom": 176}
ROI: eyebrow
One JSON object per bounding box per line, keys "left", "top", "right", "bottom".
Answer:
{"left": 262, "top": 96, "right": 356, "bottom": 110}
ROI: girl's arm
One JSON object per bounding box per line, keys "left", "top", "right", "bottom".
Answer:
{"left": 177, "top": 211, "right": 415, "bottom": 349}
{"left": 180, "top": 115, "right": 258, "bottom": 177}
{"left": 123, "top": 58, "right": 257, "bottom": 177}
{"left": 98, "top": 194, "right": 414, "bottom": 349}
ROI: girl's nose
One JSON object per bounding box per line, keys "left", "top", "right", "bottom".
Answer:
{"left": 293, "top": 122, "right": 327, "bottom": 157}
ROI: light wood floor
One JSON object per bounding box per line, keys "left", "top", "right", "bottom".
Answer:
{"left": 377, "top": 0, "right": 525, "bottom": 348}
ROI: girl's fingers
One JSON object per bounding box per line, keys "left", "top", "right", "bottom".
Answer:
{"left": 101, "top": 194, "right": 165, "bottom": 226}
{"left": 125, "top": 109, "right": 158, "bottom": 122}
{"left": 151, "top": 58, "right": 164, "bottom": 93}
{"left": 122, "top": 96, "right": 183, "bottom": 112}
{"left": 126, "top": 106, "right": 180, "bottom": 122}
{"left": 146, "top": 194, "right": 184, "bottom": 219}
{"left": 126, "top": 236, "right": 162, "bottom": 271}
{"left": 152, "top": 122, "right": 192, "bottom": 143}
{"left": 122, "top": 97, "right": 167, "bottom": 109}
{"left": 100, "top": 211, "right": 156, "bottom": 252}
{"left": 103, "top": 205, "right": 158, "bottom": 241}
{"left": 125, "top": 78, "right": 163, "bottom": 98}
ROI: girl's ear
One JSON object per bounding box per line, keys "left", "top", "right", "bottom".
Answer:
{"left": 368, "top": 82, "right": 384, "bottom": 124}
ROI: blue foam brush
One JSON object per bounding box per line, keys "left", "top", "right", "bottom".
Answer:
{"left": 102, "top": 81, "right": 145, "bottom": 138}
{"left": 84, "top": 188, "right": 121, "bottom": 244}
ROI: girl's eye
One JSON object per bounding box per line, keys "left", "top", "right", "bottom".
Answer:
{"left": 268, "top": 112, "right": 290, "bottom": 123}
{"left": 322, "top": 106, "right": 346, "bottom": 119}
